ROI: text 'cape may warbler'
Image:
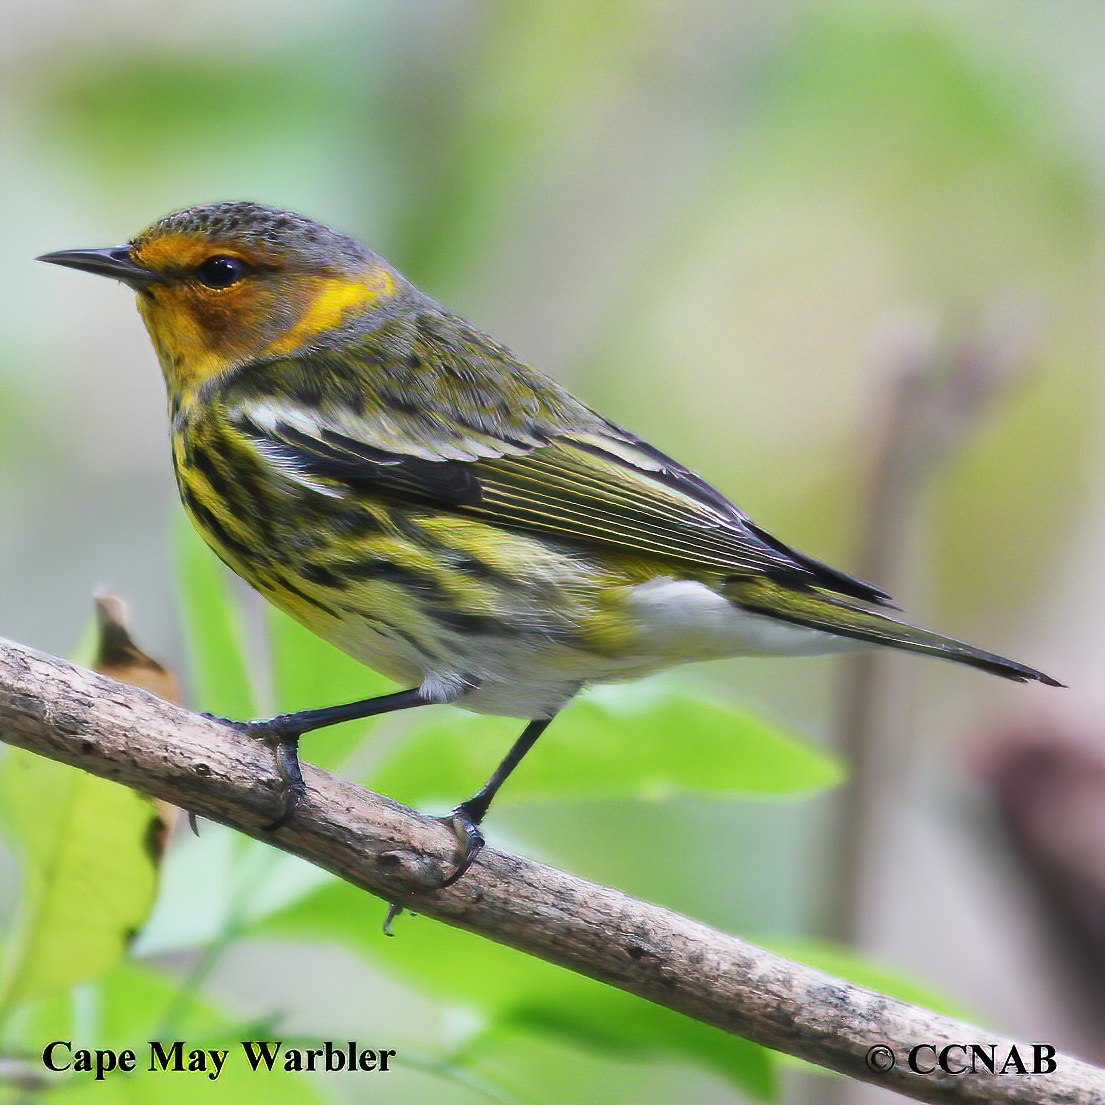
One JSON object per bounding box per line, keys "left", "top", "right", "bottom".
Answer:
{"left": 39, "top": 202, "right": 1061, "bottom": 888}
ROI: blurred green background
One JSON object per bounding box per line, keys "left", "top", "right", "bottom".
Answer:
{"left": 1, "top": 1, "right": 1103, "bottom": 1102}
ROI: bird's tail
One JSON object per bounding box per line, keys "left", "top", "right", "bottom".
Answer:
{"left": 724, "top": 577, "right": 1062, "bottom": 686}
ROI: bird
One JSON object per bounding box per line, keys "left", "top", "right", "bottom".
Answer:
{"left": 38, "top": 201, "right": 1061, "bottom": 888}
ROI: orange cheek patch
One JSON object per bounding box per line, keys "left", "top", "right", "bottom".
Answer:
{"left": 266, "top": 270, "right": 395, "bottom": 355}
{"left": 189, "top": 280, "right": 267, "bottom": 335}
{"left": 139, "top": 283, "right": 271, "bottom": 396}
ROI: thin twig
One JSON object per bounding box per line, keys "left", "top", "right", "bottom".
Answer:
{"left": 0, "top": 635, "right": 1101, "bottom": 1105}
{"left": 829, "top": 307, "right": 1039, "bottom": 945}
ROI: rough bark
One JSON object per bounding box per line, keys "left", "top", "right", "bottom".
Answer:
{"left": 1, "top": 636, "right": 1101, "bottom": 1105}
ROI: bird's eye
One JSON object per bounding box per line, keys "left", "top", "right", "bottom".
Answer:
{"left": 196, "top": 255, "right": 251, "bottom": 289}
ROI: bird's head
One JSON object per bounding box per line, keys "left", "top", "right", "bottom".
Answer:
{"left": 39, "top": 202, "right": 400, "bottom": 401}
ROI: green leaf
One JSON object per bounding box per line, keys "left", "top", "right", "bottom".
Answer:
{"left": 12, "top": 961, "right": 231, "bottom": 1051}
{"left": 267, "top": 607, "right": 397, "bottom": 771}
{"left": 371, "top": 686, "right": 843, "bottom": 808}
{"left": 255, "top": 880, "right": 777, "bottom": 1100}
{"left": 0, "top": 752, "right": 160, "bottom": 1014}
{"left": 174, "top": 513, "right": 256, "bottom": 719}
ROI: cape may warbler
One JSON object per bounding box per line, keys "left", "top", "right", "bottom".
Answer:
{"left": 40, "top": 202, "right": 1060, "bottom": 885}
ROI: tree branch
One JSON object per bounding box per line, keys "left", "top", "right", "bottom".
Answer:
{"left": 1, "top": 635, "right": 1101, "bottom": 1105}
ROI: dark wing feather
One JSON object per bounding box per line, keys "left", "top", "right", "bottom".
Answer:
{"left": 259, "top": 420, "right": 483, "bottom": 507}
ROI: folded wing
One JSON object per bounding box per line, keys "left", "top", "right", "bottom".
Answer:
{"left": 221, "top": 350, "right": 892, "bottom": 606}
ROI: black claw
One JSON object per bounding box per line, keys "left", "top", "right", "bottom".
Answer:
{"left": 264, "top": 780, "right": 305, "bottom": 832}
{"left": 432, "top": 806, "right": 486, "bottom": 890}
{"left": 188, "top": 811, "right": 201, "bottom": 836}
{"left": 224, "top": 723, "right": 309, "bottom": 831}
{"left": 383, "top": 902, "right": 403, "bottom": 936}
{"left": 262, "top": 733, "right": 306, "bottom": 831}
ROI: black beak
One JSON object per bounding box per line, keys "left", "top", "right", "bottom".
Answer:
{"left": 37, "top": 246, "right": 160, "bottom": 289}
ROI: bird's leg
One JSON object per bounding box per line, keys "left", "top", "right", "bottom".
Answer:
{"left": 202, "top": 687, "right": 439, "bottom": 829}
{"left": 385, "top": 716, "right": 555, "bottom": 932}
{"left": 434, "top": 716, "right": 555, "bottom": 888}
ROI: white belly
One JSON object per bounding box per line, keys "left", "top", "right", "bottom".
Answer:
{"left": 393, "top": 576, "right": 865, "bottom": 720}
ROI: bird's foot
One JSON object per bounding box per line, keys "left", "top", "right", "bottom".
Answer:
{"left": 383, "top": 803, "right": 486, "bottom": 932}
{"left": 433, "top": 801, "right": 486, "bottom": 889}
{"left": 198, "top": 711, "right": 306, "bottom": 829}
{"left": 260, "top": 730, "right": 306, "bottom": 830}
